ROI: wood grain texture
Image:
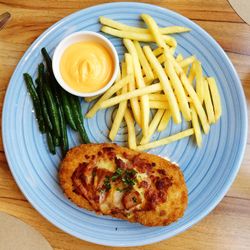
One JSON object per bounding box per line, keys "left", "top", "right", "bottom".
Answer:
{"left": 0, "top": 0, "right": 250, "bottom": 249}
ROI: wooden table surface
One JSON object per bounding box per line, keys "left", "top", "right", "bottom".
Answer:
{"left": 0, "top": 0, "right": 249, "bottom": 249}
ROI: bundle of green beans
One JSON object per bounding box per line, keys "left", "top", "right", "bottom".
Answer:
{"left": 23, "top": 47, "right": 90, "bottom": 156}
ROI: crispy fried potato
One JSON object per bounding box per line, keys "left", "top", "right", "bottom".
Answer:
{"left": 143, "top": 46, "right": 181, "bottom": 124}
{"left": 188, "top": 62, "right": 196, "bottom": 84}
{"left": 100, "top": 16, "right": 190, "bottom": 34}
{"left": 84, "top": 95, "right": 101, "bottom": 103}
{"left": 179, "top": 56, "right": 195, "bottom": 68}
{"left": 102, "top": 26, "right": 177, "bottom": 47}
{"left": 176, "top": 54, "right": 183, "bottom": 62}
{"left": 153, "top": 47, "right": 163, "bottom": 57}
{"left": 125, "top": 53, "right": 142, "bottom": 127}
{"left": 109, "top": 62, "right": 128, "bottom": 141}
{"left": 203, "top": 78, "right": 215, "bottom": 124}
{"left": 85, "top": 75, "right": 130, "bottom": 118}
{"left": 190, "top": 103, "right": 202, "bottom": 147}
{"left": 149, "top": 94, "right": 167, "bottom": 101}
{"left": 123, "top": 39, "right": 150, "bottom": 136}
{"left": 164, "top": 60, "right": 191, "bottom": 121}
{"left": 137, "top": 129, "right": 194, "bottom": 151}
{"left": 140, "top": 109, "right": 165, "bottom": 145}
{"left": 100, "top": 83, "right": 162, "bottom": 108}
{"left": 158, "top": 109, "right": 171, "bottom": 132}
{"left": 124, "top": 109, "right": 137, "bottom": 149}
{"left": 194, "top": 60, "right": 204, "bottom": 103}
{"left": 207, "top": 77, "right": 222, "bottom": 121}
{"left": 149, "top": 100, "right": 168, "bottom": 109}
{"left": 134, "top": 41, "right": 154, "bottom": 83}
{"left": 180, "top": 73, "right": 210, "bottom": 134}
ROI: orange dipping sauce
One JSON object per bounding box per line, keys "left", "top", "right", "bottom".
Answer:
{"left": 60, "top": 41, "right": 114, "bottom": 93}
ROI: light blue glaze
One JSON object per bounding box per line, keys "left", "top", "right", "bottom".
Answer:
{"left": 2, "top": 2, "right": 247, "bottom": 247}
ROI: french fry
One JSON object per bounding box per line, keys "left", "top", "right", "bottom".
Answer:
{"left": 121, "top": 61, "right": 126, "bottom": 78}
{"left": 176, "top": 54, "right": 183, "bottom": 62}
{"left": 179, "top": 56, "right": 195, "bottom": 68}
{"left": 149, "top": 94, "right": 167, "bottom": 101}
{"left": 154, "top": 46, "right": 175, "bottom": 57}
{"left": 191, "top": 103, "right": 202, "bottom": 147}
{"left": 134, "top": 41, "right": 154, "bottom": 83}
{"left": 194, "top": 60, "right": 204, "bottom": 103}
{"left": 100, "top": 83, "right": 162, "bottom": 109}
{"left": 137, "top": 128, "right": 194, "bottom": 151}
{"left": 84, "top": 68, "right": 122, "bottom": 103}
{"left": 109, "top": 62, "right": 128, "bottom": 141}
{"left": 188, "top": 62, "right": 196, "bottom": 83}
{"left": 207, "top": 77, "right": 222, "bottom": 121}
{"left": 84, "top": 94, "right": 101, "bottom": 103}
{"left": 164, "top": 60, "right": 191, "bottom": 121}
{"left": 140, "top": 109, "right": 165, "bottom": 145}
{"left": 158, "top": 54, "right": 195, "bottom": 69}
{"left": 169, "top": 46, "right": 176, "bottom": 55}
{"left": 143, "top": 45, "right": 181, "bottom": 124}
{"left": 183, "top": 65, "right": 189, "bottom": 75}
{"left": 157, "top": 54, "right": 166, "bottom": 64}
{"left": 123, "top": 39, "right": 150, "bottom": 136}
{"left": 88, "top": 15, "right": 220, "bottom": 150}
{"left": 158, "top": 109, "right": 171, "bottom": 132}
{"left": 125, "top": 53, "right": 141, "bottom": 126}
{"left": 176, "top": 54, "right": 190, "bottom": 75}
{"left": 160, "top": 26, "right": 190, "bottom": 34}
{"left": 153, "top": 47, "right": 163, "bottom": 57}
{"left": 180, "top": 72, "right": 210, "bottom": 134}
{"left": 141, "top": 14, "right": 168, "bottom": 49}
{"left": 141, "top": 14, "right": 183, "bottom": 77}
{"left": 100, "top": 16, "right": 190, "bottom": 34}
{"left": 124, "top": 109, "right": 137, "bottom": 149}
{"left": 102, "top": 26, "right": 177, "bottom": 47}
{"left": 203, "top": 78, "right": 215, "bottom": 124}
{"left": 85, "top": 75, "right": 130, "bottom": 118}
{"left": 144, "top": 77, "right": 154, "bottom": 85}
{"left": 149, "top": 100, "right": 168, "bottom": 109}
{"left": 153, "top": 70, "right": 158, "bottom": 80}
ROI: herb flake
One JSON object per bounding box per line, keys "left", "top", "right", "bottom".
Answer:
{"left": 111, "top": 167, "right": 123, "bottom": 181}
{"left": 103, "top": 176, "right": 111, "bottom": 191}
{"left": 122, "top": 169, "right": 137, "bottom": 187}
{"left": 132, "top": 197, "right": 137, "bottom": 203}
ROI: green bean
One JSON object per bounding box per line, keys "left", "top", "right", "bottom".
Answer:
{"left": 53, "top": 136, "right": 60, "bottom": 147}
{"left": 23, "top": 73, "right": 45, "bottom": 133}
{"left": 60, "top": 89, "right": 77, "bottom": 130}
{"left": 46, "top": 131, "right": 56, "bottom": 154}
{"left": 41, "top": 47, "right": 53, "bottom": 77}
{"left": 43, "top": 72, "right": 61, "bottom": 137}
{"left": 36, "top": 64, "right": 53, "bottom": 131}
{"left": 58, "top": 102, "right": 68, "bottom": 155}
{"left": 74, "top": 96, "right": 82, "bottom": 118}
{"left": 68, "top": 95, "right": 90, "bottom": 143}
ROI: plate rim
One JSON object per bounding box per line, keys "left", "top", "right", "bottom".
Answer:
{"left": 2, "top": 2, "right": 248, "bottom": 247}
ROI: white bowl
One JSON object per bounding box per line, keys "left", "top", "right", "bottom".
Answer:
{"left": 52, "top": 31, "right": 119, "bottom": 97}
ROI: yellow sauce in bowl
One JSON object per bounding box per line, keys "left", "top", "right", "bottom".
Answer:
{"left": 60, "top": 41, "right": 114, "bottom": 93}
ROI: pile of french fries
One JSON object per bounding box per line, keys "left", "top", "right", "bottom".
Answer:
{"left": 85, "top": 14, "right": 222, "bottom": 151}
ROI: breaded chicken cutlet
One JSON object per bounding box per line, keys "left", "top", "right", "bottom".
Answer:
{"left": 59, "top": 143, "right": 188, "bottom": 226}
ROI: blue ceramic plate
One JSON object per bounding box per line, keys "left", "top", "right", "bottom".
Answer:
{"left": 2, "top": 2, "right": 247, "bottom": 247}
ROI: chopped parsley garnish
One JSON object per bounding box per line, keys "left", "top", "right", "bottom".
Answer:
{"left": 132, "top": 197, "right": 137, "bottom": 203}
{"left": 103, "top": 176, "right": 111, "bottom": 191}
{"left": 122, "top": 169, "right": 137, "bottom": 187}
{"left": 111, "top": 167, "right": 137, "bottom": 187}
{"left": 109, "top": 167, "right": 137, "bottom": 192}
{"left": 116, "top": 187, "right": 124, "bottom": 192}
{"left": 111, "top": 167, "right": 123, "bottom": 181}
